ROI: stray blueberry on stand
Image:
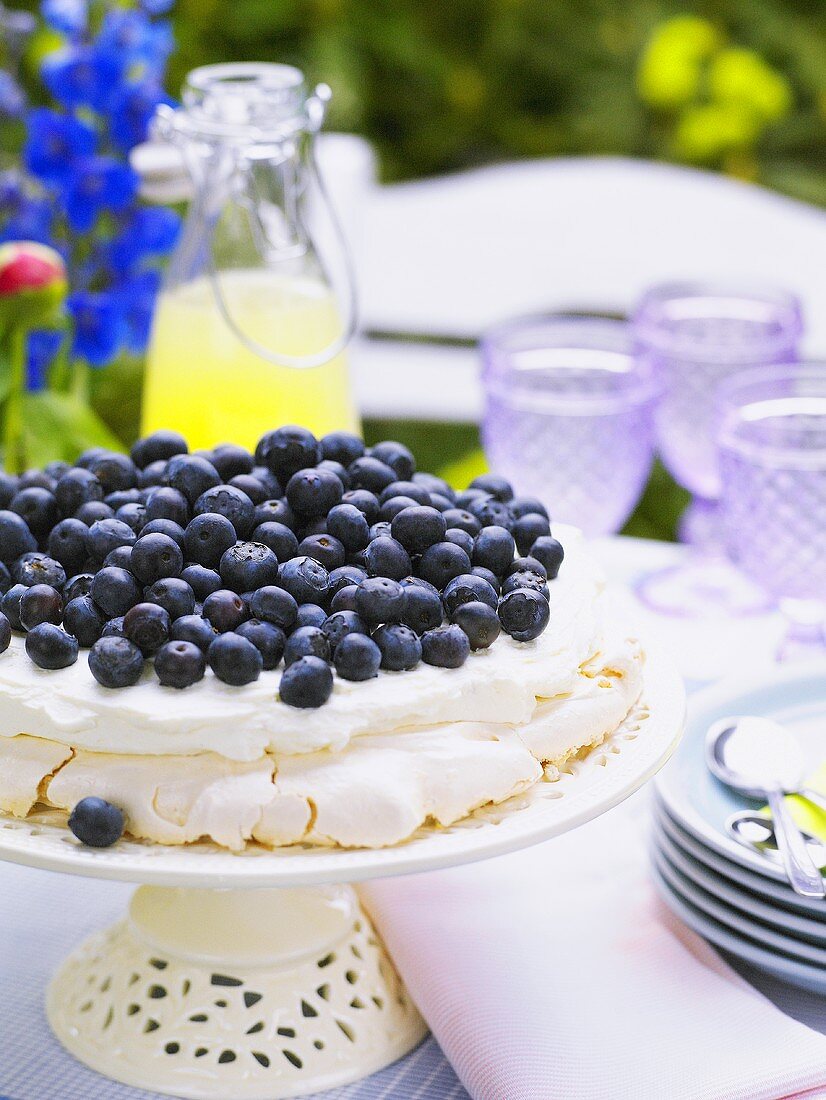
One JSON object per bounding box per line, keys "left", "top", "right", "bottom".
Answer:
{"left": 421, "top": 624, "right": 470, "bottom": 668}
{"left": 25, "top": 623, "right": 78, "bottom": 669}
{"left": 280, "top": 655, "right": 334, "bottom": 708}
{"left": 154, "top": 640, "right": 207, "bottom": 689}
{"left": 208, "top": 632, "right": 263, "bottom": 686}
{"left": 89, "top": 636, "right": 145, "bottom": 687}
{"left": 498, "top": 588, "right": 550, "bottom": 642}
{"left": 69, "top": 797, "right": 125, "bottom": 848}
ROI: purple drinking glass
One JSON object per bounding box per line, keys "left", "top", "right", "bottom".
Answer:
{"left": 718, "top": 363, "right": 826, "bottom": 658}
{"left": 480, "top": 317, "right": 659, "bottom": 537}
{"left": 632, "top": 282, "right": 802, "bottom": 617}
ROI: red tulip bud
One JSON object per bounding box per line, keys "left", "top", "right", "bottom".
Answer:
{"left": 0, "top": 241, "right": 67, "bottom": 331}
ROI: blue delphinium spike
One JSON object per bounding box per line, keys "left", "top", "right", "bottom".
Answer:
{"left": 41, "top": 0, "right": 88, "bottom": 36}
{"left": 67, "top": 291, "right": 126, "bottom": 367}
{"left": 23, "top": 108, "right": 97, "bottom": 183}
{"left": 26, "top": 329, "right": 64, "bottom": 391}
{"left": 108, "top": 81, "right": 174, "bottom": 154}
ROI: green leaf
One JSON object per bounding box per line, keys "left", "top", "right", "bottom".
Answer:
{"left": 21, "top": 391, "right": 124, "bottom": 467}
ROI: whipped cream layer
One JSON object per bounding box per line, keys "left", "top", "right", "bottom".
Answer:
{"left": 0, "top": 525, "right": 602, "bottom": 761}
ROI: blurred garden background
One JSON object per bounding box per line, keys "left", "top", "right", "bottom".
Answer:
{"left": 0, "top": 0, "right": 824, "bottom": 537}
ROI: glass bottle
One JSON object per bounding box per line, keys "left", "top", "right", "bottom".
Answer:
{"left": 141, "top": 63, "right": 359, "bottom": 451}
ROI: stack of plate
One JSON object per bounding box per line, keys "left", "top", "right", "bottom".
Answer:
{"left": 652, "top": 664, "right": 826, "bottom": 994}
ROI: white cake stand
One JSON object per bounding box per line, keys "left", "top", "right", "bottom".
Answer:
{"left": 0, "top": 650, "right": 683, "bottom": 1099}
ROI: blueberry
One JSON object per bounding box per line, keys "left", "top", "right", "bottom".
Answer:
{"left": 130, "top": 532, "right": 184, "bottom": 585}
{"left": 506, "top": 556, "right": 547, "bottom": 580}
{"left": 320, "top": 431, "right": 364, "bottom": 466}
{"left": 0, "top": 561, "right": 10, "bottom": 594}
{"left": 388, "top": 507, "right": 445, "bottom": 556}
{"left": 355, "top": 576, "right": 406, "bottom": 625}
{"left": 510, "top": 496, "right": 549, "bottom": 520}
{"left": 501, "top": 570, "right": 549, "bottom": 599}
{"left": 115, "top": 501, "right": 146, "bottom": 534}
{"left": 251, "top": 521, "right": 299, "bottom": 561}
{"left": 498, "top": 588, "right": 550, "bottom": 641}
{"left": 74, "top": 500, "right": 114, "bottom": 526}
{"left": 146, "top": 577, "right": 196, "bottom": 620}
{"left": 298, "top": 533, "right": 346, "bottom": 571}
{"left": 236, "top": 619, "right": 286, "bottom": 669}
{"left": 123, "top": 602, "right": 171, "bottom": 655}
{"left": 256, "top": 426, "right": 320, "bottom": 480}
{"left": 138, "top": 517, "right": 184, "bottom": 547}
{"left": 279, "top": 655, "right": 333, "bottom": 708}
{"left": 328, "top": 564, "right": 365, "bottom": 595}
{"left": 421, "top": 624, "right": 470, "bottom": 668}
{"left": 430, "top": 494, "right": 454, "bottom": 514}
{"left": 467, "top": 496, "right": 514, "bottom": 531}
{"left": 469, "top": 474, "right": 513, "bottom": 502}
{"left": 88, "top": 518, "right": 137, "bottom": 564}
{"left": 372, "top": 623, "right": 421, "bottom": 671}
{"left": 379, "top": 481, "right": 431, "bottom": 507}
{"left": 0, "top": 472, "right": 19, "bottom": 509}
{"left": 101, "top": 616, "right": 126, "bottom": 638}
{"left": 184, "top": 513, "right": 237, "bottom": 568}
{"left": 471, "top": 565, "right": 500, "bottom": 591}
{"left": 68, "top": 797, "right": 124, "bottom": 847}
{"left": 75, "top": 446, "right": 106, "bottom": 470}
{"left": 298, "top": 517, "right": 329, "bottom": 540}
{"left": 473, "top": 525, "right": 516, "bottom": 576}
{"left": 144, "top": 486, "right": 189, "bottom": 527}
{"left": 414, "top": 472, "right": 454, "bottom": 500}
{"left": 348, "top": 456, "right": 396, "bottom": 494}
{"left": 101, "top": 545, "right": 133, "bottom": 570}
{"left": 333, "top": 633, "right": 381, "bottom": 682}
{"left": 367, "top": 521, "right": 392, "bottom": 542}
{"left": 13, "top": 552, "right": 66, "bottom": 589}
{"left": 165, "top": 454, "right": 221, "bottom": 507}
{"left": 284, "top": 625, "right": 331, "bottom": 666}
{"left": 202, "top": 589, "right": 248, "bottom": 633}
{"left": 341, "top": 489, "right": 380, "bottom": 523}
{"left": 330, "top": 584, "right": 359, "bottom": 613}
{"left": 194, "top": 484, "right": 256, "bottom": 539}
{"left": 251, "top": 467, "right": 283, "bottom": 499}
{"left": 247, "top": 585, "right": 298, "bottom": 632}
{"left": 228, "top": 473, "right": 268, "bottom": 504}
{"left": 362, "top": 536, "right": 411, "bottom": 581}
{"left": 326, "top": 503, "right": 370, "bottom": 552}
{"left": 105, "top": 489, "right": 142, "bottom": 510}
{"left": 208, "top": 631, "right": 263, "bottom": 685}
{"left": 170, "top": 613, "right": 217, "bottom": 652}
{"left": 19, "top": 469, "right": 55, "bottom": 492}
{"left": 131, "top": 429, "right": 188, "bottom": 469}
{"left": 10, "top": 487, "right": 59, "bottom": 537}
{"left": 63, "top": 595, "right": 107, "bottom": 647}
{"left": 55, "top": 468, "right": 103, "bottom": 515}
{"left": 530, "top": 536, "right": 564, "bottom": 579}
{"left": 455, "top": 488, "right": 489, "bottom": 510}
{"left": 181, "top": 564, "right": 222, "bottom": 600}
{"left": 89, "top": 453, "right": 138, "bottom": 494}
{"left": 512, "top": 512, "right": 552, "bottom": 556}
{"left": 25, "top": 623, "right": 78, "bottom": 669}
{"left": 1, "top": 583, "right": 26, "bottom": 629}
{"left": 321, "top": 610, "right": 367, "bottom": 650}
{"left": 154, "top": 640, "right": 206, "bottom": 689}
{"left": 442, "top": 574, "right": 498, "bottom": 615}
{"left": 278, "top": 555, "right": 330, "bottom": 606}
{"left": 210, "top": 443, "right": 254, "bottom": 481}
{"left": 444, "top": 528, "right": 474, "bottom": 557}
{"left": 254, "top": 499, "right": 296, "bottom": 531}
{"left": 380, "top": 495, "right": 422, "bottom": 523}
{"left": 370, "top": 440, "right": 415, "bottom": 481}
{"left": 295, "top": 603, "right": 327, "bottom": 629}
{"left": 0, "top": 509, "right": 37, "bottom": 563}
{"left": 451, "top": 600, "right": 501, "bottom": 650}
{"left": 89, "top": 635, "right": 144, "bottom": 687}
{"left": 19, "top": 584, "right": 63, "bottom": 630}
{"left": 45, "top": 460, "right": 71, "bottom": 480}
{"left": 90, "top": 566, "right": 142, "bottom": 618}
{"left": 63, "top": 572, "right": 94, "bottom": 602}
{"left": 401, "top": 584, "right": 443, "bottom": 634}
{"left": 219, "top": 541, "right": 279, "bottom": 592}
{"left": 318, "top": 459, "right": 351, "bottom": 490}
{"left": 0, "top": 610, "right": 10, "bottom": 651}
{"left": 416, "top": 541, "right": 471, "bottom": 589}
{"left": 285, "top": 467, "right": 343, "bottom": 519}
{"left": 137, "top": 460, "right": 167, "bottom": 488}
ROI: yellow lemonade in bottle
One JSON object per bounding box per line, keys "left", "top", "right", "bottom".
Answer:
{"left": 142, "top": 269, "right": 360, "bottom": 452}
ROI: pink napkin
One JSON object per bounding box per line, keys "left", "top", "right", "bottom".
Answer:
{"left": 361, "top": 795, "right": 826, "bottom": 1100}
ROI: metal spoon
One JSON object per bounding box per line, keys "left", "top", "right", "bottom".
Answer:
{"left": 706, "top": 716, "right": 826, "bottom": 899}
{"left": 726, "top": 810, "right": 826, "bottom": 871}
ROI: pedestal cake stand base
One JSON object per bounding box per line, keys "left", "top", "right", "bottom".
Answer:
{"left": 46, "top": 884, "right": 426, "bottom": 1099}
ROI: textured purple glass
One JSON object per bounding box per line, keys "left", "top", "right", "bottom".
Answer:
{"left": 634, "top": 282, "right": 802, "bottom": 501}
{"left": 718, "top": 364, "right": 826, "bottom": 613}
{"left": 481, "top": 317, "right": 658, "bottom": 537}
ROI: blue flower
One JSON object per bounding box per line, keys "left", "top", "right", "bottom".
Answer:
{"left": 107, "top": 207, "right": 180, "bottom": 272}
{"left": 0, "top": 72, "right": 25, "bottom": 118}
{"left": 26, "top": 330, "right": 63, "bottom": 391}
{"left": 41, "top": 0, "right": 87, "bottom": 36}
{"left": 97, "top": 10, "right": 173, "bottom": 74}
{"left": 139, "top": 0, "right": 175, "bottom": 13}
{"left": 108, "top": 80, "right": 174, "bottom": 154}
{"left": 114, "top": 269, "right": 160, "bottom": 352}
{"left": 67, "top": 290, "right": 125, "bottom": 366}
{"left": 23, "top": 108, "right": 97, "bottom": 183}
{"left": 0, "top": 197, "right": 55, "bottom": 246}
{"left": 62, "top": 157, "right": 140, "bottom": 233}
{"left": 41, "top": 45, "right": 126, "bottom": 111}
